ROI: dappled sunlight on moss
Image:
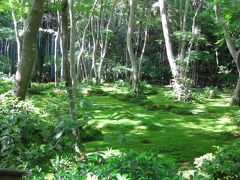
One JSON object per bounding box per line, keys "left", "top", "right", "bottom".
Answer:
{"left": 2, "top": 81, "right": 237, "bottom": 163}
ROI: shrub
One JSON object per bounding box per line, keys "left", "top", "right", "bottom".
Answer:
{"left": 28, "top": 151, "right": 183, "bottom": 179}
{"left": 115, "top": 79, "right": 130, "bottom": 87}
{"left": 0, "top": 94, "right": 55, "bottom": 168}
{"left": 204, "top": 86, "right": 219, "bottom": 98}
{"left": 232, "top": 110, "right": 240, "bottom": 129}
{"left": 194, "top": 140, "right": 240, "bottom": 179}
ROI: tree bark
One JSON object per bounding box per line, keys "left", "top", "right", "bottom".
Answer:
{"left": 61, "top": 0, "right": 85, "bottom": 155}
{"left": 159, "top": 0, "right": 189, "bottom": 101}
{"left": 9, "top": 0, "right": 21, "bottom": 64}
{"left": 127, "top": 0, "right": 139, "bottom": 95}
{"left": 13, "top": 0, "right": 45, "bottom": 100}
{"left": 90, "top": 16, "right": 98, "bottom": 79}
{"left": 98, "top": 0, "right": 116, "bottom": 82}
{"left": 76, "top": 0, "right": 98, "bottom": 81}
{"left": 138, "top": 0, "right": 151, "bottom": 81}
{"left": 214, "top": 3, "right": 240, "bottom": 105}
{"left": 180, "top": 0, "right": 189, "bottom": 59}
{"left": 68, "top": 0, "right": 77, "bottom": 86}
{"left": 54, "top": 31, "right": 59, "bottom": 86}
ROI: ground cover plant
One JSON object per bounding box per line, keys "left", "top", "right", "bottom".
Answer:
{"left": 0, "top": 76, "right": 239, "bottom": 179}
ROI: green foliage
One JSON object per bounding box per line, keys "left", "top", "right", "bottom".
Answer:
{"left": 0, "top": 56, "right": 11, "bottom": 74}
{"left": 217, "top": 66, "right": 238, "bottom": 87}
{"left": 0, "top": 94, "right": 55, "bottom": 168}
{"left": 115, "top": 79, "right": 130, "bottom": 87}
{"left": 204, "top": 86, "right": 219, "bottom": 98}
{"left": 0, "top": 75, "right": 13, "bottom": 93}
{"left": 28, "top": 151, "right": 182, "bottom": 179}
{"left": 194, "top": 140, "right": 240, "bottom": 179}
{"left": 0, "top": 27, "right": 15, "bottom": 39}
{"left": 232, "top": 110, "right": 240, "bottom": 129}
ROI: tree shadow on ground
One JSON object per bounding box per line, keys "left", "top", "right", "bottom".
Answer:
{"left": 85, "top": 88, "right": 239, "bottom": 163}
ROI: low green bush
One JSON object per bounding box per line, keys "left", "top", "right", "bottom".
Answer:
{"left": 0, "top": 94, "right": 55, "bottom": 168}
{"left": 232, "top": 110, "right": 240, "bottom": 129}
{"left": 115, "top": 79, "right": 130, "bottom": 87}
{"left": 28, "top": 151, "right": 183, "bottom": 179}
{"left": 204, "top": 86, "right": 219, "bottom": 99}
{"left": 194, "top": 139, "right": 240, "bottom": 179}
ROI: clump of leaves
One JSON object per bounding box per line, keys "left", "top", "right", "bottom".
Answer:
{"left": 115, "top": 79, "right": 130, "bottom": 87}
{"left": 194, "top": 140, "right": 240, "bottom": 179}
{"left": 28, "top": 150, "right": 183, "bottom": 179}
{"left": 28, "top": 83, "right": 54, "bottom": 95}
{"left": 232, "top": 110, "right": 240, "bottom": 129}
{"left": 0, "top": 94, "right": 55, "bottom": 168}
{"left": 204, "top": 86, "right": 219, "bottom": 98}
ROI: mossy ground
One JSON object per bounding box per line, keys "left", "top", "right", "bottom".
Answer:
{"left": 0, "top": 77, "right": 239, "bottom": 166}
{"left": 84, "top": 85, "right": 238, "bottom": 164}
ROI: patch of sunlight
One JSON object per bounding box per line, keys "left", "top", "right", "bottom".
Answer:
{"left": 96, "top": 119, "right": 141, "bottom": 128}
{"left": 94, "top": 110, "right": 102, "bottom": 113}
{"left": 82, "top": 88, "right": 89, "bottom": 94}
{"left": 192, "top": 104, "right": 206, "bottom": 114}
{"left": 135, "top": 126, "right": 147, "bottom": 130}
{"left": 218, "top": 117, "right": 231, "bottom": 123}
{"left": 192, "top": 109, "right": 205, "bottom": 114}
{"left": 136, "top": 113, "right": 152, "bottom": 118}
{"left": 53, "top": 89, "right": 65, "bottom": 94}
{"left": 195, "top": 104, "right": 205, "bottom": 109}
{"left": 102, "top": 148, "right": 121, "bottom": 157}
{"left": 102, "top": 86, "right": 116, "bottom": 92}
{"left": 210, "top": 103, "right": 230, "bottom": 107}
{"left": 134, "top": 132, "right": 145, "bottom": 135}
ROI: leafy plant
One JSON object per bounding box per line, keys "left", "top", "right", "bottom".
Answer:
{"left": 194, "top": 140, "right": 240, "bottom": 179}
{"left": 27, "top": 150, "right": 183, "bottom": 179}
{"left": 204, "top": 86, "right": 219, "bottom": 98}
{"left": 0, "top": 93, "right": 55, "bottom": 168}
{"left": 232, "top": 110, "right": 240, "bottom": 129}
{"left": 115, "top": 79, "right": 130, "bottom": 87}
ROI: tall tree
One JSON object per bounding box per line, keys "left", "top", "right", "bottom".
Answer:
{"left": 13, "top": 0, "right": 45, "bottom": 100}
{"left": 61, "top": 0, "right": 85, "bottom": 155}
{"left": 214, "top": 2, "right": 240, "bottom": 105}
{"left": 127, "top": 0, "right": 139, "bottom": 95}
{"left": 9, "top": 0, "right": 21, "bottom": 63}
{"left": 159, "top": 0, "right": 189, "bottom": 101}
{"left": 68, "top": 0, "right": 77, "bottom": 86}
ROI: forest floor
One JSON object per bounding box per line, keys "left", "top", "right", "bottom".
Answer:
{"left": 1, "top": 77, "right": 239, "bottom": 170}
{"left": 83, "top": 84, "right": 238, "bottom": 165}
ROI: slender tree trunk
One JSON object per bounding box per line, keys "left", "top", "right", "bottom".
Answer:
{"left": 138, "top": 0, "right": 151, "bottom": 81}
{"left": 98, "top": 0, "right": 116, "bottom": 82}
{"left": 68, "top": 0, "right": 77, "bottom": 86}
{"left": 178, "top": 0, "right": 183, "bottom": 54}
{"left": 9, "top": 0, "right": 21, "bottom": 64}
{"left": 187, "top": 0, "right": 202, "bottom": 82}
{"left": 214, "top": 3, "right": 240, "bottom": 105}
{"left": 90, "top": 16, "right": 98, "bottom": 79}
{"left": 180, "top": 0, "right": 189, "bottom": 59}
{"left": 57, "top": 10, "right": 64, "bottom": 79}
{"left": 13, "top": 0, "right": 45, "bottom": 100}
{"left": 76, "top": 20, "right": 90, "bottom": 80}
{"left": 127, "top": 0, "right": 139, "bottom": 95}
{"left": 61, "top": 0, "right": 85, "bottom": 155}
{"left": 76, "top": 0, "right": 98, "bottom": 81}
{"left": 54, "top": 31, "right": 59, "bottom": 86}
{"left": 159, "top": 0, "right": 189, "bottom": 101}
